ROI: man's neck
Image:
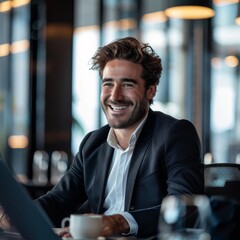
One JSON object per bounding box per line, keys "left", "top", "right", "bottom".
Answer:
{"left": 113, "top": 128, "right": 133, "bottom": 150}
{"left": 113, "top": 113, "right": 148, "bottom": 150}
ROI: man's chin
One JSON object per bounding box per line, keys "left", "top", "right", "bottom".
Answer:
{"left": 108, "top": 120, "right": 129, "bottom": 129}
{"left": 108, "top": 123, "right": 126, "bottom": 129}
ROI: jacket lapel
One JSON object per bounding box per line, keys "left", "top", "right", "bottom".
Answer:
{"left": 125, "top": 110, "right": 156, "bottom": 210}
{"left": 93, "top": 143, "right": 114, "bottom": 213}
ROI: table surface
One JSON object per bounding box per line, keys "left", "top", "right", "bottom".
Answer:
{"left": 54, "top": 228, "right": 157, "bottom": 240}
{"left": 0, "top": 228, "right": 157, "bottom": 240}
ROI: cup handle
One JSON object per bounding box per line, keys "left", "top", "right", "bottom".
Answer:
{"left": 61, "top": 217, "right": 70, "bottom": 228}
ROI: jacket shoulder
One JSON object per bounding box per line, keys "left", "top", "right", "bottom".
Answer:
{"left": 150, "top": 110, "right": 197, "bottom": 136}
{"left": 153, "top": 110, "right": 194, "bottom": 126}
{"left": 78, "top": 124, "right": 110, "bottom": 153}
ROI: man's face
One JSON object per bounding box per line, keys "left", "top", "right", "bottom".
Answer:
{"left": 101, "top": 59, "right": 156, "bottom": 130}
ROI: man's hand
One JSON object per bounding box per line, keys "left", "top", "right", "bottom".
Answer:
{"left": 58, "top": 214, "right": 130, "bottom": 238}
{"left": 58, "top": 227, "right": 71, "bottom": 238}
{"left": 101, "top": 214, "right": 130, "bottom": 236}
{"left": 0, "top": 207, "right": 16, "bottom": 232}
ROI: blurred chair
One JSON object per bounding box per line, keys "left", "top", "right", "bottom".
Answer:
{"left": 205, "top": 163, "right": 240, "bottom": 239}
{"left": 204, "top": 163, "right": 240, "bottom": 203}
{"left": 210, "top": 195, "right": 240, "bottom": 240}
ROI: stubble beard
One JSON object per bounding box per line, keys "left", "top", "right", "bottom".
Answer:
{"left": 102, "top": 96, "right": 149, "bottom": 129}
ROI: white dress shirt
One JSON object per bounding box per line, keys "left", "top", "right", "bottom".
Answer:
{"left": 103, "top": 113, "right": 148, "bottom": 235}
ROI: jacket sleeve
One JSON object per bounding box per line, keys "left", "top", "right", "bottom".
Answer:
{"left": 34, "top": 134, "right": 92, "bottom": 227}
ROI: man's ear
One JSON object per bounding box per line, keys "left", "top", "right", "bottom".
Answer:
{"left": 146, "top": 85, "right": 157, "bottom": 100}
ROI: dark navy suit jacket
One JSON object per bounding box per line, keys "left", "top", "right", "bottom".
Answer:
{"left": 36, "top": 109, "right": 204, "bottom": 237}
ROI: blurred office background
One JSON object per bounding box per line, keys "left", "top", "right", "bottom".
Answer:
{"left": 0, "top": 0, "right": 240, "bottom": 184}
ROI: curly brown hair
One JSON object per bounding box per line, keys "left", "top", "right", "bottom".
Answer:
{"left": 90, "top": 37, "right": 162, "bottom": 91}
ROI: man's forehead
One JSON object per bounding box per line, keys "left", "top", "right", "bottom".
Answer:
{"left": 102, "top": 78, "right": 137, "bottom": 82}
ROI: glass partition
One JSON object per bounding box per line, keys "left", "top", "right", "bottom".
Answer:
{"left": 210, "top": 2, "right": 240, "bottom": 163}
{"left": 72, "top": 0, "right": 100, "bottom": 154}
{"left": 0, "top": 1, "right": 30, "bottom": 175}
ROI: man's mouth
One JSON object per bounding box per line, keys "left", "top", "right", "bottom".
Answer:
{"left": 109, "top": 104, "right": 128, "bottom": 111}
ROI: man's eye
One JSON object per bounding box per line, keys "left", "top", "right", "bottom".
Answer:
{"left": 123, "top": 83, "right": 134, "bottom": 87}
{"left": 102, "top": 83, "right": 112, "bottom": 87}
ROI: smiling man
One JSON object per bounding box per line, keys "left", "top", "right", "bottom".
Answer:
{"left": 34, "top": 37, "right": 204, "bottom": 238}
{"left": 101, "top": 59, "right": 155, "bottom": 149}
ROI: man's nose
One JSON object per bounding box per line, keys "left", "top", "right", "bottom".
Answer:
{"left": 111, "top": 85, "right": 124, "bottom": 101}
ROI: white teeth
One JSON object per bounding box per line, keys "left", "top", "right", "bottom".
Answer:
{"left": 111, "top": 105, "right": 127, "bottom": 111}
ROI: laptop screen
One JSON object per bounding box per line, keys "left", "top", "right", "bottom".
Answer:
{"left": 0, "top": 156, "right": 60, "bottom": 240}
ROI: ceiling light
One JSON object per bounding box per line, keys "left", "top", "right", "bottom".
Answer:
{"left": 160, "top": 0, "right": 215, "bottom": 19}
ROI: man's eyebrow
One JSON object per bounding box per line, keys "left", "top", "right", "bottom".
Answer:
{"left": 122, "top": 78, "right": 137, "bottom": 84}
{"left": 102, "top": 78, "right": 112, "bottom": 83}
{"left": 102, "top": 78, "right": 137, "bottom": 84}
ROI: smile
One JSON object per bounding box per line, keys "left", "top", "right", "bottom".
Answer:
{"left": 109, "top": 104, "right": 128, "bottom": 111}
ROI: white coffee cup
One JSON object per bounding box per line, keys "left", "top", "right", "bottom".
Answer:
{"left": 61, "top": 214, "right": 103, "bottom": 239}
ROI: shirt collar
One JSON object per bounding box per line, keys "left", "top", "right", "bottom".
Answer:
{"left": 107, "top": 112, "right": 148, "bottom": 150}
